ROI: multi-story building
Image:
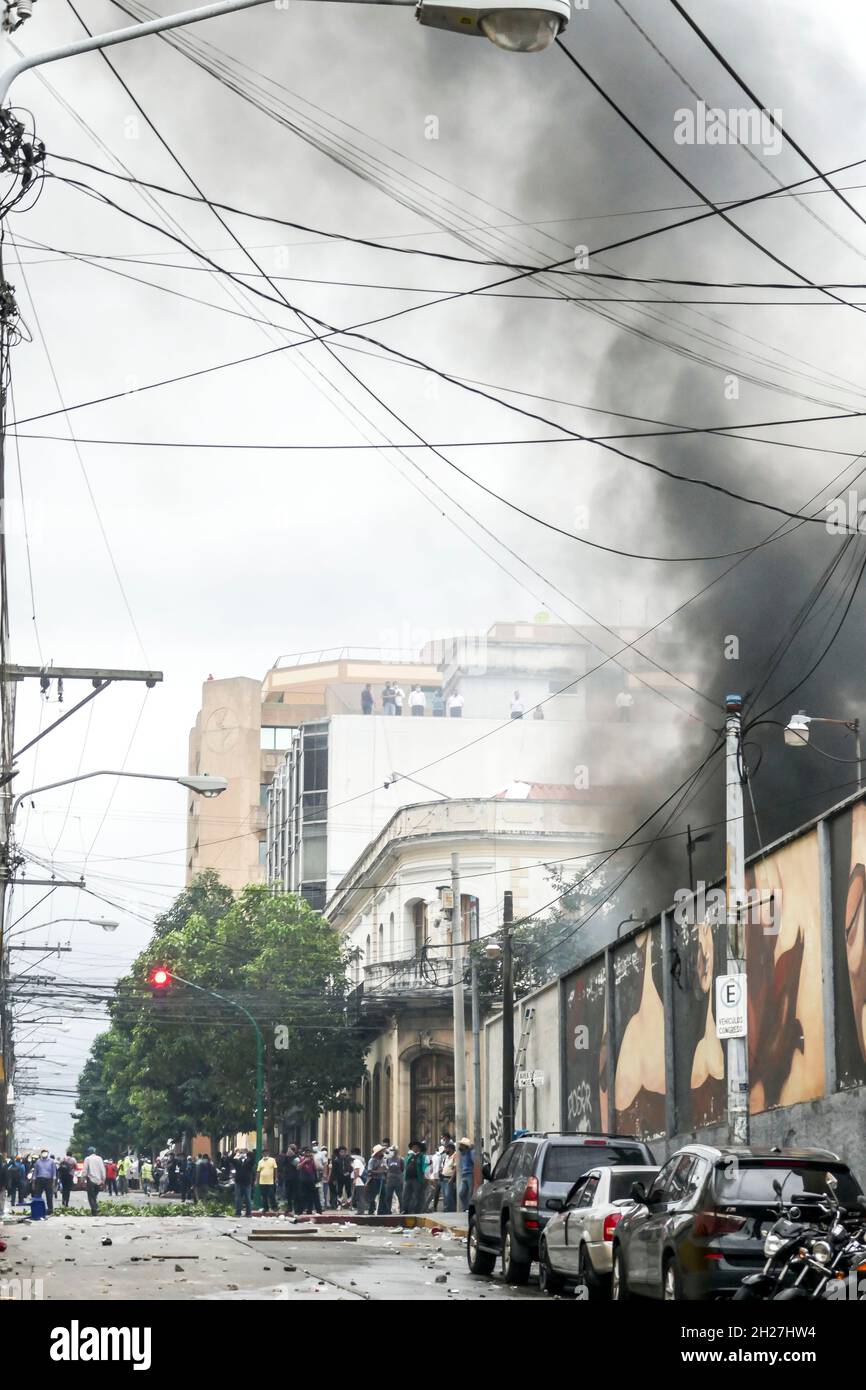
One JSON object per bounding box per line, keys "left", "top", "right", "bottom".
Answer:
{"left": 186, "top": 650, "right": 440, "bottom": 890}
{"left": 189, "top": 621, "right": 696, "bottom": 893}
{"left": 318, "top": 787, "right": 623, "bottom": 1156}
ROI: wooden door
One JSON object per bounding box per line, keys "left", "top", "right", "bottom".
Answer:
{"left": 410, "top": 1052, "right": 455, "bottom": 1147}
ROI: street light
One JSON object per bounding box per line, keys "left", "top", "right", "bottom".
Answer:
{"left": 783, "top": 711, "right": 862, "bottom": 789}
{"left": 10, "top": 770, "right": 227, "bottom": 821}
{"left": 8, "top": 916, "right": 120, "bottom": 941}
{"left": 0, "top": 0, "right": 571, "bottom": 106}
{"left": 416, "top": 0, "right": 570, "bottom": 51}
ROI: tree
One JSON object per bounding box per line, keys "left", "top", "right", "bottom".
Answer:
{"left": 72, "top": 873, "right": 369, "bottom": 1151}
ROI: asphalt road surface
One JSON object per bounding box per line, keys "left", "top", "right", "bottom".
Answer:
{"left": 1, "top": 1195, "right": 549, "bottom": 1302}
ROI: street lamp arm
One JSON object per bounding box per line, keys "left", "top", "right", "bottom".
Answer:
{"left": 0, "top": 0, "right": 416, "bottom": 105}
{"left": 11, "top": 769, "right": 225, "bottom": 821}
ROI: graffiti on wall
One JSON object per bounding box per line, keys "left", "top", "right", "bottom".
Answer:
{"left": 562, "top": 958, "right": 608, "bottom": 1132}
{"left": 745, "top": 829, "right": 824, "bottom": 1111}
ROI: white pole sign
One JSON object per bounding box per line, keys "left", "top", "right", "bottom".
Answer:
{"left": 716, "top": 974, "right": 748, "bottom": 1039}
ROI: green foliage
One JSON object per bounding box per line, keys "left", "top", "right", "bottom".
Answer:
{"left": 71, "top": 871, "right": 368, "bottom": 1153}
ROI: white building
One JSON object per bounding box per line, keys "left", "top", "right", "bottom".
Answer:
{"left": 265, "top": 711, "right": 620, "bottom": 909}
{"left": 319, "top": 789, "right": 623, "bottom": 1155}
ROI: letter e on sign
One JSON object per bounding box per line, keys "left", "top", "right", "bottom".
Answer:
{"left": 715, "top": 973, "right": 747, "bottom": 1038}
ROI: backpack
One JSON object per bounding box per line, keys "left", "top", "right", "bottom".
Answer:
{"left": 300, "top": 1155, "right": 317, "bottom": 1178}
{"left": 405, "top": 1153, "right": 419, "bottom": 1182}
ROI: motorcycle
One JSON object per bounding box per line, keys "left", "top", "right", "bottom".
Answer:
{"left": 735, "top": 1173, "right": 866, "bottom": 1302}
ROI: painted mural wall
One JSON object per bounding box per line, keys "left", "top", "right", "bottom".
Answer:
{"left": 612, "top": 930, "right": 666, "bottom": 1138}
{"left": 671, "top": 916, "right": 727, "bottom": 1132}
{"left": 745, "top": 829, "right": 824, "bottom": 1113}
{"left": 562, "top": 954, "right": 608, "bottom": 1133}
{"left": 830, "top": 803, "right": 866, "bottom": 1090}
{"left": 538, "top": 794, "right": 866, "bottom": 1148}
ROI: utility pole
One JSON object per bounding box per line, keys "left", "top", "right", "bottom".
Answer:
{"left": 469, "top": 896, "right": 482, "bottom": 1178}
{"left": 0, "top": 665, "right": 163, "bottom": 1150}
{"left": 450, "top": 851, "right": 467, "bottom": 1144}
{"left": 724, "top": 694, "right": 750, "bottom": 1146}
{"left": 501, "top": 889, "right": 514, "bottom": 1148}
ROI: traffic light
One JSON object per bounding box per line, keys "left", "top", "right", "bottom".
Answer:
{"left": 148, "top": 965, "right": 170, "bottom": 989}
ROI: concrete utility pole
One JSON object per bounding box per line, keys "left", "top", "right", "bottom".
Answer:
{"left": 450, "top": 852, "right": 467, "bottom": 1144}
{"left": 469, "top": 897, "right": 482, "bottom": 1175}
{"left": 724, "top": 694, "right": 750, "bottom": 1146}
{"left": 501, "top": 889, "right": 515, "bottom": 1147}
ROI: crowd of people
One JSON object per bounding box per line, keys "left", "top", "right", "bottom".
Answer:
{"left": 227, "top": 1134, "right": 476, "bottom": 1218}
{"left": 361, "top": 684, "right": 465, "bottom": 718}
{"left": 1, "top": 1135, "right": 477, "bottom": 1220}
{"left": 360, "top": 683, "right": 547, "bottom": 721}
{"left": 0, "top": 1149, "right": 76, "bottom": 1215}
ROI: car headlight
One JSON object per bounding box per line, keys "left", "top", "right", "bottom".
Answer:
{"left": 810, "top": 1240, "right": 832, "bottom": 1265}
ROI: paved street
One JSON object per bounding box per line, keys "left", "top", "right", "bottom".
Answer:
{"left": 1, "top": 1198, "right": 547, "bottom": 1302}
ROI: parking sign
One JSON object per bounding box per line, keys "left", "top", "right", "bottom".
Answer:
{"left": 715, "top": 974, "right": 747, "bottom": 1038}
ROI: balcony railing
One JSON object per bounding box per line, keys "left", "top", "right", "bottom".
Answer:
{"left": 362, "top": 956, "right": 453, "bottom": 993}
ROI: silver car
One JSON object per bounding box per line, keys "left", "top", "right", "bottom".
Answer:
{"left": 539, "top": 1165, "right": 658, "bottom": 1298}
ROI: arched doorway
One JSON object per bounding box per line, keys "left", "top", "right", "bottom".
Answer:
{"left": 410, "top": 1052, "right": 455, "bottom": 1148}
{"left": 372, "top": 1063, "right": 382, "bottom": 1144}
{"left": 383, "top": 1059, "right": 393, "bottom": 1143}
{"left": 362, "top": 1075, "right": 372, "bottom": 1156}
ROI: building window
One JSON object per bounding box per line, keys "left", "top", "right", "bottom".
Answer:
{"left": 258, "top": 839, "right": 268, "bottom": 866}
{"left": 303, "top": 731, "right": 328, "bottom": 793}
{"left": 260, "top": 725, "right": 296, "bottom": 750}
{"left": 461, "top": 894, "right": 479, "bottom": 943}
{"left": 412, "top": 900, "right": 428, "bottom": 954}
{"left": 378, "top": 923, "right": 384, "bottom": 962}
{"left": 301, "top": 882, "right": 326, "bottom": 912}
{"left": 259, "top": 782, "right": 271, "bottom": 808}
{"left": 302, "top": 791, "right": 327, "bottom": 823}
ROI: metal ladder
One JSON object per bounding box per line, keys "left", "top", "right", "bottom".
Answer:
{"left": 513, "top": 1005, "right": 536, "bottom": 1085}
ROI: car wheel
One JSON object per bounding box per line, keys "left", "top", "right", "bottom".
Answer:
{"left": 538, "top": 1239, "right": 566, "bottom": 1295}
{"left": 611, "top": 1247, "right": 630, "bottom": 1301}
{"left": 501, "top": 1221, "right": 531, "bottom": 1285}
{"left": 578, "top": 1244, "right": 603, "bottom": 1302}
{"left": 663, "top": 1259, "right": 683, "bottom": 1302}
{"left": 466, "top": 1217, "right": 496, "bottom": 1277}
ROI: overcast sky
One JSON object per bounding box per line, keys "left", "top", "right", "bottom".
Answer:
{"left": 7, "top": 0, "right": 866, "bottom": 1149}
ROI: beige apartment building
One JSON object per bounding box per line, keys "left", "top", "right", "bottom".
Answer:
{"left": 186, "top": 651, "right": 440, "bottom": 889}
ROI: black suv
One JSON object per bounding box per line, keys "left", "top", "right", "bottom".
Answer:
{"left": 612, "top": 1144, "right": 864, "bottom": 1301}
{"left": 467, "top": 1132, "right": 656, "bottom": 1284}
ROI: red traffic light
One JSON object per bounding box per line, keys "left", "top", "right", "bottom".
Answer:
{"left": 148, "top": 965, "right": 170, "bottom": 988}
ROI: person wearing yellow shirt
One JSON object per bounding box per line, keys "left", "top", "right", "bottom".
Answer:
{"left": 257, "top": 1151, "right": 278, "bottom": 1213}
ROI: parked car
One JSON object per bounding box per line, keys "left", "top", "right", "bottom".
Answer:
{"left": 539, "top": 1164, "right": 658, "bottom": 1297}
{"left": 611, "top": 1144, "right": 864, "bottom": 1301}
{"left": 467, "top": 1131, "right": 656, "bottom": 1285}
